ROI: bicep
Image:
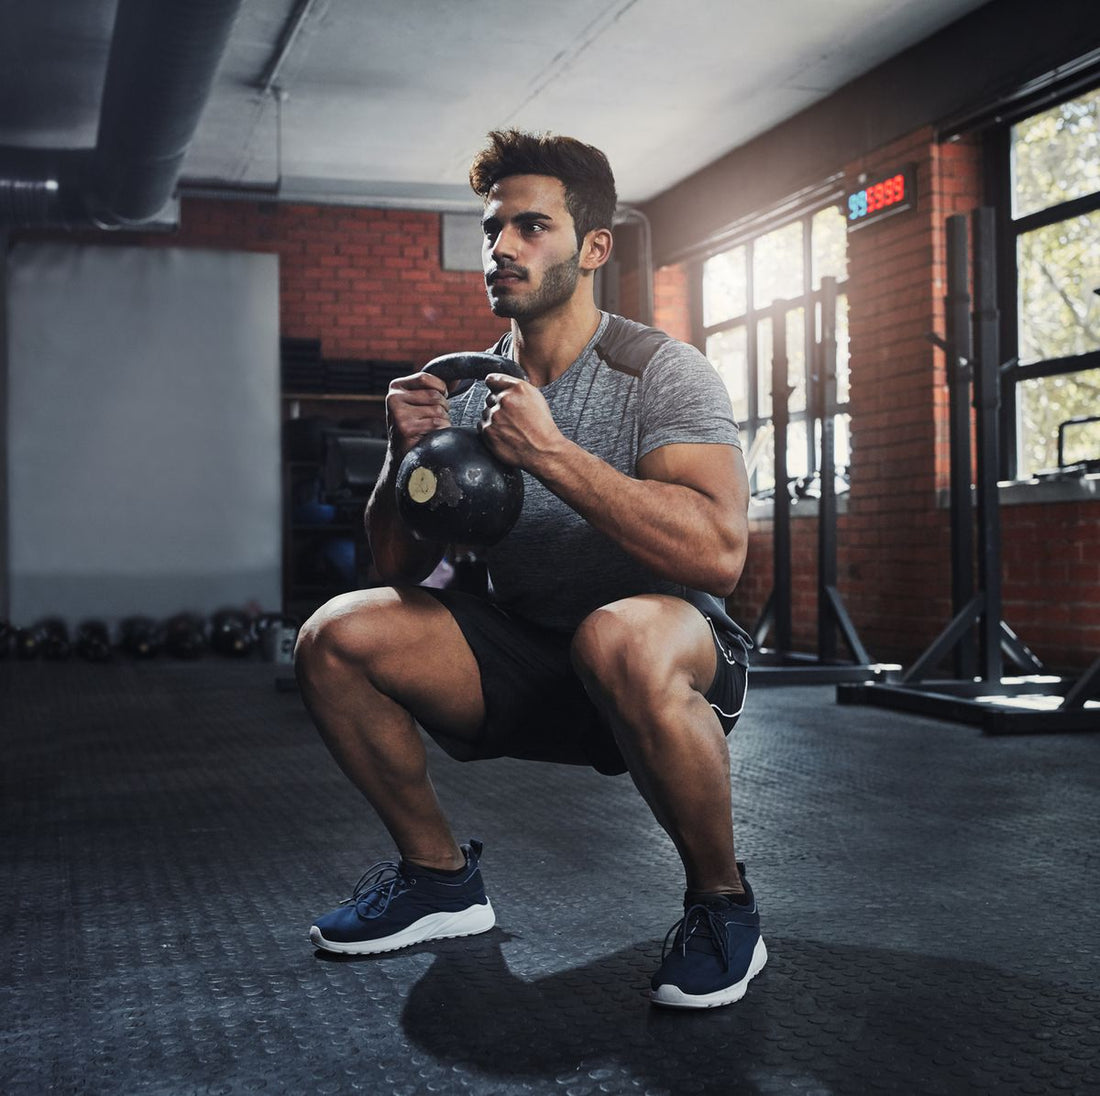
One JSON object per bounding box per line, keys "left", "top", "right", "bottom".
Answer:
{"left": 636, "top": 442, "right": 749, "bottom": 518}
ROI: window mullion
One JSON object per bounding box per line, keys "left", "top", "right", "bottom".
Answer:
{"left": 1012, "top": 191, "right": 1100, "bottom": 235}
{"left": 746, "top": 240, "right": 758, "bottom": 431}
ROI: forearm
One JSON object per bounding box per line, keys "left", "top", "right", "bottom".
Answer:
{"left": 365, "top": 453, "right": 445, "bottom": 584}
{"left": 532, "top": 440, "right": 747, "bottom": 596}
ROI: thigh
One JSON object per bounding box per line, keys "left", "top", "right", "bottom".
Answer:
{"left": 572, "top": 593, "right": 748, "bottom": 734}
{"left": 573, "top": 594, "right": 719, "bottom": 697}
{"left": 418, "top": 588, "right": 622, "bottom": 771}
{"left": 298, "top": 585, "right": 486, "bottom": 738}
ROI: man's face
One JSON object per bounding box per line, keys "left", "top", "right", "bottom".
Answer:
{"left": 481, "top": 174, "right": 582, "bottom": 320}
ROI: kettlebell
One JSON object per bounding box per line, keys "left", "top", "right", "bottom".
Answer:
{"left": 210, "top": 608, "right": 257, "bottom": 658}
{"left": 75, "top": 620, "right": 113, "bottom": 662}
{"left": 395, "top": 352, "right": 527, "bottom": 546}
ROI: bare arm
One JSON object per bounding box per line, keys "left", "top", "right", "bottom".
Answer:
{"left": 481, "top": 374, "right": 749, "bottom": 596}
{"left": 365, "top": 372, "right": 451, "bottom": 583}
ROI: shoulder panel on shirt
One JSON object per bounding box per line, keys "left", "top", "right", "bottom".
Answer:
{"left": 594, "top": 314, "right": 673, "bottom": 378}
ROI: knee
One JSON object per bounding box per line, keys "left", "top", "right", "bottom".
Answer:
{"left": 571, "top": 600, "right": 664, "bottom": 703}
{"left": 294, "top": 591, "right": 385, "bottom": 684}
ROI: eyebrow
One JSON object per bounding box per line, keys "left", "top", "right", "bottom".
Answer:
{"left": 481, "top": 209, "right": 555, "bottom": 229}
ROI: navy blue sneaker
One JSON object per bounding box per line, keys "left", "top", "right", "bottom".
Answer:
{"left": 649, "top": 863, "right": 767, "bottom": 1008}
{"left": 309, "top": 839, "right": 495, "bottom": 955}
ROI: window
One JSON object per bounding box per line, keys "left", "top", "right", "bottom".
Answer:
{"left": 700, "top": 203, "right": 849, "bottom": 497}
{"left": 999, "top": 86, "right": 1100, "bottom": 478}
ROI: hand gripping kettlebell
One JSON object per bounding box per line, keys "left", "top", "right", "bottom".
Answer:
{"left": 395, "top": 352, "right": 527, "bottom": 546}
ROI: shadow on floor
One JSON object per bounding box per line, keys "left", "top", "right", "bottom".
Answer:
{"left": 384, "top": 930, "right": 1096, "bottom": 1094}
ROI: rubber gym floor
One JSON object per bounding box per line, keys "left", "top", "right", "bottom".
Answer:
{"left": 3, "top": 658, "right": 1098, "bottom": 1096}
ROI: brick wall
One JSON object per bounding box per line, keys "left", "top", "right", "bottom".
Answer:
{"left": 124, "top": 196, "right": 658, "bottom": 359}
{"left": 831, "top": 127, "right": 981, "bottom": 662}
{"left": 99, "top": 198, "right": 509, "bottom": 366}
{"left": 653, "top": 264, "right": 692, "bottom": 343}
{"left": 1002, "top": 502, "right": 1100, "bottom": 669}
{"left": 842, "top": 128, "right": 1099, "bottom": 671}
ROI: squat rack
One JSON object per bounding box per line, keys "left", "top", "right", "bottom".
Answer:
{"left": 750, "top": 276, "right": 896, "bottom": 685}
{"left": 837, "top": 209, "right": 1100, "bottom": 732}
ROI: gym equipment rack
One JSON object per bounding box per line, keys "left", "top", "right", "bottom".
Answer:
{"left": 750, "top": 276, "right": 898, "bottom": 685}
{"left": 837, "top": 210, "right": 1099, "bottom": 732}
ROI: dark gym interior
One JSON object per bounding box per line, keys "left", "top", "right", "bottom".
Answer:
{"left": 3, "top": 2, "right": 1099, "bottom": 1093}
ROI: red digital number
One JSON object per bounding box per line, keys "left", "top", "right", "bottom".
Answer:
{"left": 849, "top": 171, "right": 909, "bottom": 222}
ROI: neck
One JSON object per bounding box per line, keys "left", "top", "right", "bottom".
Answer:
{"left": 510, "top": 298, "right": 602, "bottom": 387}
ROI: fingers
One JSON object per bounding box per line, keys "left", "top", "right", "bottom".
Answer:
{"left": 480, "top": 373, "right": 522, "bottom": 424}
{"left": 480, "top": 394, "right": 500, "bottom": 433}
{"left": 386, "top": 372, "right": 450, "bottom": 452}
{"left": 479, "top": 377, "right": 516, "bottom": 431}
{"left": 387, "top": 369, "right": 535, "bottom": 460}
{"left": 477, "top": 374, "right": 551, "bottom": 467}
{"left": 482, "top": 372, "right": 522, "bottom": 394}
{"left": 392, "top": 371, "right": 449, "bottom": 399}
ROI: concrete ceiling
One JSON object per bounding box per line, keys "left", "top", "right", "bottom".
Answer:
{"left": 0, "top": 0, "right": 993, "bottom": 212}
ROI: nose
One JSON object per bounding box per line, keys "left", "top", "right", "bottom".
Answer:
{"left": 488, "top": 223, "right": 519, "bottom": 264}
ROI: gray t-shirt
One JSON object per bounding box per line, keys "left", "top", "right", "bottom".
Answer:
{"left": 449, "top": 311, "right": 741, "bottom": 633}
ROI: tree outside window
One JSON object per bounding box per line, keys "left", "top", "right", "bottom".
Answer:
{"left": 1007, "top": 87, "right": 1100, "bottom": 477}
{"left": 700, "top": 205, "right": 849, "bottom": 497}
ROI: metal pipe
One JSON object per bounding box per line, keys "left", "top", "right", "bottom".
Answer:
{"left": 257, "top": 0, "right": 320, "bottom": 95}
{"left": 615, "top": 205, "right": 654, "bottom": 325}
{"left": 89, "top": 0, "right": 245, "bottom": 225}
{"left": 0, "top": 0, "right": 244, "bottom": 227}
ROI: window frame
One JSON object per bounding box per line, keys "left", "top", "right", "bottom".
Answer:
{"left": 693, "top": 197, "right": 850, "bottom": 498}
{"left": 986, "top": 84, "right": 1100, "bottom": 481}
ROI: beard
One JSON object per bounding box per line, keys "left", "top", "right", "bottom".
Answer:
{"left": 486, "top": 250, "right": 582, "bottom": 320}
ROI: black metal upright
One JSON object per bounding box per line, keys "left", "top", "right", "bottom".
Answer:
{"left": 945, "top": 214, "right": 977, "bottom": 679}
{"left": 817, "top": 281, "right": 838, "bottom": 663}
{"left": 971, "top": 207, "right": 1004, "bottom": 683}
{"left": 816, "top": 278, "right": 873, "bottom": 669}
{"left": 0, "top": 231, "right": 8, "bottom": 623}
{"left": 751, "top": 282, "right": 882, "bottom": 684}
{"left": 770, "top": 301, "right": 793, "bottom": 657}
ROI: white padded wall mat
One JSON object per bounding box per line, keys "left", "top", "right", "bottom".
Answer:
{"left": 6, "top": 242, "right": 281, "bottom": 627}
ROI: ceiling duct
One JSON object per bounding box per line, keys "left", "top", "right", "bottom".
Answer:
{"left": 0, "top": 0, "right": 243, "bottom": 229}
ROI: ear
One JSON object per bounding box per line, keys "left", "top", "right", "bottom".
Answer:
{"left": 579, "top": 227, "right": 613, "bottom": 271}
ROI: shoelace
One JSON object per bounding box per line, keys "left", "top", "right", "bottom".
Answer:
{"left": 341, "top": 859, "right": 411, "bottom": 916}
{"left": 661, "top": 903, "right": 731, "bottom": 968}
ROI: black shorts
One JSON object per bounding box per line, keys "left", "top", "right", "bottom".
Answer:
{"left": 419, "top": 587, "right": 749, "bottom": 776}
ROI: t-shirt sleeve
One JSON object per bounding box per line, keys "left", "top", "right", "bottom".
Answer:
{"left": 637, "top": 340, "right": 740, "bottom": 459}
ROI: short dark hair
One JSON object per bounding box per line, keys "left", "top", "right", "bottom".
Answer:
{"left": 469, "top": 129, "right": 617, "bottom": 247}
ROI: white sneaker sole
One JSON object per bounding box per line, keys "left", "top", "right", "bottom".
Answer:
{"left": 649, "top": 936, "right": 768, "bottom": 1009}
{"left": 309, "top": 900, "right": 496, "bottom": 955}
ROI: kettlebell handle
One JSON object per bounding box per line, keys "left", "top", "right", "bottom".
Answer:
{"left": 422, "top": 351, "right": 527, "bottom": 383}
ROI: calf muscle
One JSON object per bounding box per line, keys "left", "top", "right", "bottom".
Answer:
{"left": 293, "top": 586, "right": 485, "bottom": 869}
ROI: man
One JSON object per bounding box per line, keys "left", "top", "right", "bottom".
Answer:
{"left": 295, "top": 129, "right": 765, "bottom": 1009}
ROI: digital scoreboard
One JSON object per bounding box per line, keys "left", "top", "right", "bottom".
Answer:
{"left": 844, "top": 165, "right": 916, "bottom": 230}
